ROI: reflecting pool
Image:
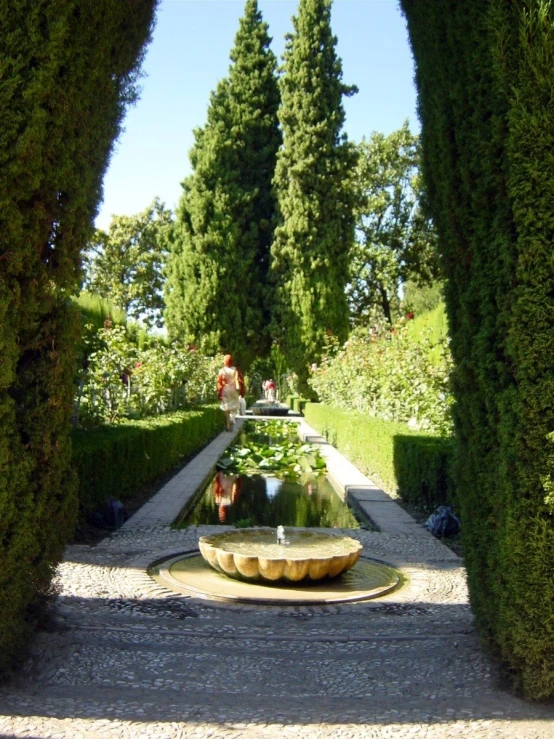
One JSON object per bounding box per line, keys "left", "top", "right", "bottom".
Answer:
{"left": 175, "top": 471, "right": 360, "bottom": 529}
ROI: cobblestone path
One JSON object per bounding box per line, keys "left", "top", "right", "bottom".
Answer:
{"left": 0, "top": 525, "right": 552, "bottom": 739}
{"left": 0, "top": 425, "right": 552, "bottom": 738}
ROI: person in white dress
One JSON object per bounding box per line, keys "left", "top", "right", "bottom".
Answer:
{"left": 217, "top": 354, "right": 245, "bottom": 431}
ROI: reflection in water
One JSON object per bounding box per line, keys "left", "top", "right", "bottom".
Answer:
{"left": 213, "top": 471, "right": 243, "bottom": 522}
{"left": 179, "top": 472, "right": 360, "bottom": 529}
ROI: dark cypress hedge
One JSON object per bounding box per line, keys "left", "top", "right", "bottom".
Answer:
{"left": 72, "top": 406, "right": 223, "bottom": 518}
{"left": 165, "top": 0, "right": 281, "bottom": 368}
{"left": 304, "top": 403, "right": 454, "bottom": 508}
{"left": 401, "top": 0, "right": 554, "bottom": 697}
{"left": 0, "top": 0, "right": 157, "bottom": 676}
{"left": 270, "top": 0, "right": 357, "bottom": 381}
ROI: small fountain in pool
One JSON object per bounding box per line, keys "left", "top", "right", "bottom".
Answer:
{"left": 198, "top": 526, "right": 363, "bottom": 583}
{"left": 152, "top": 422, "right": 404, "bottom": 603}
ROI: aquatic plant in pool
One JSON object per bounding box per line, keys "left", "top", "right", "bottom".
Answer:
{"left": 217, "top": 420, "right": 326, "bottom": 480}
{"left": 175, "top": 420, "right": 359, "bottom": 529}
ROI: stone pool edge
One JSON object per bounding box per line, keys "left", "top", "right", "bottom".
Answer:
{"left": 122, "top": 415, "right": 457, "bottom": 561}
{"left": 121, "top": 420, "right": 245, "bottom": 530}
{"left": 296, "top": 418, "right": 456, "bottom": 550}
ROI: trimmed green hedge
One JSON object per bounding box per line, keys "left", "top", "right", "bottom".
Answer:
{"left": 0, "top": 0, "right": 157, "bottom": 680}
{"left": 304, "top": 403, "right": 454, "bottom": 510}
{"left": 287, "top": 395, "right": 309, "bottom": 413}
{"left": 402, "top": 0, "right": 554, "bottom": 698}
{"left": 72, "top": 405, "right": 224, "bottom": 518}
{"left": 393, "top": 435, "right": 456, "bottom": 511}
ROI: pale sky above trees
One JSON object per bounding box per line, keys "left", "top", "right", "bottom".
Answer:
{"left": 96, "top": 0, "right": 417, "bottom": 230}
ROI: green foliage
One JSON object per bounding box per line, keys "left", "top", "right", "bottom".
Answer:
{"left": 404, "top": 302, "right": 449, "bottom": 366}
{"left": 84, "top": 199, "right": 173, "bottom": 328}
{"left": 72, "top": 406, "right": 223, "bottom": 518}
{"left": 217, "top": 420, "right": 326, "bottom": 479}
{"left": 349, "top": 123, "right": 440, "bottom": 325}
{"left": 74, "top": 291, "right": 127, "bottom": 331}
{"left": 403, "top": 279, "right": 444, "bottom": 316}
{"left": 269, "top": 0, "right": 358, "bottom": 381}
{"left": 0, "top": 0, "right": 157, "bottom": 677}
{"left": 76, "top": 324, "right": 222, "bottom": 426}
{"left": 165, "top": 0, "right": 281, "bottom": 368}
{"left": 401, "top": 0, "right": 554, "bottom": 697}
{"left": 393, "top": 435, "right": 456, "bottom": 511}
{"left": 304, "top": 404, "right": 453, "bottom": 510}
{"left": 309, "top": 318, "right": 453, "bottom": 434}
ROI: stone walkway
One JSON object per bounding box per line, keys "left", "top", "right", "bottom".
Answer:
{"left": 0, "top": 419, "right": 553, "bottom": 739}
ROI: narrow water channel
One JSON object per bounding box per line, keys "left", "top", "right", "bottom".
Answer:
{"left": 176, "top": 471, "right": 359, "bottom": 528}
{"left": 175, "top": 420, "right": 360, "bottom": 529}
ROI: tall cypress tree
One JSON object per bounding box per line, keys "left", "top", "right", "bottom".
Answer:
{"left": 401, "top": 0, "right": 554, "bottom": 698}
{"left": 165, "top": 0, "right": 281, "bottom": 368}
{"left": 269, "top": 0, "right": 357, "bottom": 380}
{"left": 0, "top": 0, "right": 157, "bottom": 676}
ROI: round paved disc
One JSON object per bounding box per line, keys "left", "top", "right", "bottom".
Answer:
{"left": 151, "top": 551, "right": 404, "bottom": 605}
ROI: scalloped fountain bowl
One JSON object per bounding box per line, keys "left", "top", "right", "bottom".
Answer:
{"left": 198, "top": 528, "right": 363, "bottom": 583}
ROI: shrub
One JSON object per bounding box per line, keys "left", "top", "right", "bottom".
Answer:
{"left": 76, "top": 325, "right": 222, "bottom": 425}
{"left": 393, "top": 435, "right": 456, "bottom": 511}
{"left": 309, "top": 321, "right": 453, "bottom": 434}
{"left": 304, "top": 403, "right": 454, "bottom": 509}
{"left": 74, "top": 291, "right": 127, "bottom": 331}
{"left": 72, "top": 405, "right": 223, "bottom": 518}
{"left": 402, "top": 0, "right": 554, "bottom": 698}
{"left": 0, "top": 0, "right": 157, "bottom": 678}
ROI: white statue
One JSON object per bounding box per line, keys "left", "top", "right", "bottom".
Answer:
{"left": 277, "top": 525, "right": 286, "bottom": 545}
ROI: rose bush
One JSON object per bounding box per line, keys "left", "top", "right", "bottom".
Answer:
{"left": 76, "top": 325, "right": 223, "bottom": 426}
{"left": 309, "top": 317, "right": 453, "bottom": 434}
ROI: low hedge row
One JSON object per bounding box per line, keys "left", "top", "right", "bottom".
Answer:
{"left": 72, "top": 405, "right": 224, "bottom": 517}
{"left": 304, "top": 403, "right": 455, "bottom": 511}
{"left": 286, "top": 395, "right": 309, "bottom": 413}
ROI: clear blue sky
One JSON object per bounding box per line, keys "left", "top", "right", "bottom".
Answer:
{"left": 95, "top": 0, "right": 418, "bottom": 230}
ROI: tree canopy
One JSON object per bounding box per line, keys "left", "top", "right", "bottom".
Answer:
{"left": 348, "top": 123, "right": 439, "bottom": 325}
{"left": 269, "top": 0, "right": 357, "bottom": 381}
{"left": 165, "top": 0, "right": 281, "bottom": 368}
{"left": 84, "top": 198, "right": 173, "bottom": 327}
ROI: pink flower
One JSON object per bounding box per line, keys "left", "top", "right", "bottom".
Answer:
{"left": 134, "top": 362, "right": 142, "bottom": 368}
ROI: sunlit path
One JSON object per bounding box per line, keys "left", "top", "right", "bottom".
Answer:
{"left": 0, "top": 425, "right": 552, "bottom": 739}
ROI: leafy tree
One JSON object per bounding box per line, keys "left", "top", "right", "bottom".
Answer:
{"left": 348, "top": 123, "right": 439, "bottom": 325}
{"left": 0, "top": 0, "right": 157, "bottom": 677}
{"left": 269, "top": 0, "right": 358, "bottom": 382}
{"left": 401, "top": 0, "right": 554, "bottom": 698}
{"left": 402, "top": 278, "right": 444, "bottom": 316}
{"left": 84, "top": 198, "right": 173, "bottom": 327}
{"left": 165, "top": 0, "right": 281, "bottom": 368}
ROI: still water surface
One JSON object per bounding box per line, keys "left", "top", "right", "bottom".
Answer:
{"left": 176, "top": 471, "right": 360, "bottom": 529}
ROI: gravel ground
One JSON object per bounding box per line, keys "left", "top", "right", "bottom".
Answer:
{"left": 0, "top": 425, "right": 552, "bottom": 739}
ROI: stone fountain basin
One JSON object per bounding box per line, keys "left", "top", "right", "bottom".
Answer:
{"left": 198, "top": 528, "right": 363, "bottom": 583}
{"left": 250, "top": 401, "right": 290, "bottom": 416}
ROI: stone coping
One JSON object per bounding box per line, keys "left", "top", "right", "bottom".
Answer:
{"left": 124, "top": 415, "right": 457, "bottom": 562}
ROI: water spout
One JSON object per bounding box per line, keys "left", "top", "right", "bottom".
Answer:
{"left": 276, "top": 525, "right": 288, "bottom": 545}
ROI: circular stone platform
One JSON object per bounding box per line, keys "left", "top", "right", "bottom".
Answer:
{"left": 151, "top": 551, "right": 404, "bottom": 605}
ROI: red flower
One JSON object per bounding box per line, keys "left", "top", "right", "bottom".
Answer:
{"left": 188, "top": 344, "right": 197, "bottom": 352}
{"left": 406, "top": 311, "right": 414, "bottom": 320}
{"left": 326, "top": 329, "right": 333, "bottom": 336}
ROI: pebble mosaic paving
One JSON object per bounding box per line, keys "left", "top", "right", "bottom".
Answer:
{"left": 0, "top": 420, "right": 552, "bottom": 738}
